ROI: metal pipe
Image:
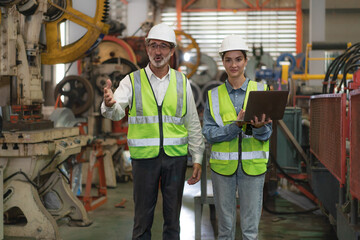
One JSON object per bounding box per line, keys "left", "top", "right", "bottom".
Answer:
{"left": 292, "top": 74, "right": 353, "bottom": 80}
{"left": 176, "top": 0, "right": 182, "bottom": 30}
{"left": 296, "top": 0, "right": 302, "bottom": 54}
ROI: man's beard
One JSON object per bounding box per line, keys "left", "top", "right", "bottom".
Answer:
{"left": 148, "top": 52, "right": 172, "bottom": 68}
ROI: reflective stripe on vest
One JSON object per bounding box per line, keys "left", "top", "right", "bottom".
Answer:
{"left": 209, "top": 87, "right": 224, "bottom": 127}
{"left": 127, "top": 69, "right": 188, "bottom": 159}
{"left": 128, "top": 136, "right": 188, "bottom": 147}
{"left": 210, "top": 150, "right": 269, "bottom": 161}
{"left": 128, "top": 115, "right": 184, "bottom": 125}
{"left": 208, "top": 80, "right": 269, "bottom": 176}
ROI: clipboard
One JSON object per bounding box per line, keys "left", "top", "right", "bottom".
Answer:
{"left": 242, "top": 90, "right": 289, "bottom": 122}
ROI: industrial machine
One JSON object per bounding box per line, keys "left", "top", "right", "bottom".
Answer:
{"left": 307, "top": 42, "right": 360, "bottom": 240}
{"left": 245, "top": 45, "right": 276, "bottom": 83}
{"left": 276, "top": 42, "right": 360, "bottom": 239}
{"left": 0, "top": 0, "right": 109, "bottom": 239}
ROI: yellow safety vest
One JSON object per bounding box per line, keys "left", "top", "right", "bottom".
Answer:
{"left": 127, "top": 68, "right": 188, "bottom": 159}
{"left": 208, "top": 80, "right": 269, "bottom": 176}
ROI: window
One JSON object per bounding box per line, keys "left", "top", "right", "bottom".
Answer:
{"left": 161, "top": 10, "right": 297, "bottom": 71}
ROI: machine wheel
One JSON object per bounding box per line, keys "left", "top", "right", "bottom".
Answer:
{"left": 189, "top": 53, "right": 218, "bottom": 86}
{"left": 54, "top": 75, "right": 94, "bottom": 116}
{"left": 41, "top": 0, "right": 110, "bottom": 64}
{"left": 96, "top": 57, "right": 139, "bottom": 92}
{"left": 96, "top": 35, "right": 137, "bottom": 64}
{"left": 175, "top": 30, "right": 201, "bottom": 79}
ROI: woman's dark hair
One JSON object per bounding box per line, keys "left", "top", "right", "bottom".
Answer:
{"left": 221, "top": 50, "right": 247, "bottom": 60}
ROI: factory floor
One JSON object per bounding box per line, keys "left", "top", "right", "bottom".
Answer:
{"left": 58, "top": 167, "right": 337, "bottom": 240}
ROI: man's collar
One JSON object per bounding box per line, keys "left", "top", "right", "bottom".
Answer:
{"left": 145, "top": 64, "right": 171, "bottom": 79}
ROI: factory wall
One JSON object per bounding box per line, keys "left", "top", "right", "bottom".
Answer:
{"left": 301, "top": 0, "right": 360, "bottom": 52}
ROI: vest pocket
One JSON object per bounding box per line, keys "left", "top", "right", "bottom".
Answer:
{"left": 242, "top": 158, "right": 267, "bottom": 175}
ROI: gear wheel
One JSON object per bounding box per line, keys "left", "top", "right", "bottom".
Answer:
{"left": 54, "top": 75, "right": 94, "bottom": 115}
{"left": 41, "top": 0, "right": 110, "bottom": 64}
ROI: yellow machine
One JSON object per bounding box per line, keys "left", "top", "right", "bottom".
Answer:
{"left": 0, "top": 0, "right": 109, "bottom": 239}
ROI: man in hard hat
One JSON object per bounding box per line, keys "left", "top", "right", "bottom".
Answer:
{"left": 202, "top": 35, "right": 272, "bottom": 240}
{"left": 101, "top": 23, "right": 204, "bottom": 240}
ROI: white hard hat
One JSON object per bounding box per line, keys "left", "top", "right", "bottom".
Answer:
{"left": 219, "top": 35, "right": 249, "bottom": 54}
{"left": 146, "top": 23, "right": 177, "bottom": 46}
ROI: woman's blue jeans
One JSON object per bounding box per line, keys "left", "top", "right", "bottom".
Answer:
{"left": 211, "top": 164, "right": 265, "bottom": 240}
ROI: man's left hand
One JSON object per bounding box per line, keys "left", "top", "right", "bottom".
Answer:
{"left": 187, "top": 163, "right": 201, "bottom": 185}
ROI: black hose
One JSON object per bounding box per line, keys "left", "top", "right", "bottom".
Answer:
{"left": 330, "top": 44, "right": 360, "bottom": 93}
{"left": 323, "top": 43, "right": 360, "bottom": 93}
{"left": 3, "top": 170, "right": 39, "bottom": 189}
{"left": 263, "top": 202, "right": 319, "bottom": 215}
{"left": 40, "top": 151, "right": 62, "bottom": 174}
{"left": 37, "top": 150, "right": 62, "bottom": 186}
{"left": 329, "top": 50, "right": 353, "bottom": 92}
{"left": 339, "top": 64, "right": 360, "bottom": 93}
{"left": 270, "top": 152, "right": 308, "bottom": 185}
{"left": 56, "top": 166, "right": 70, "bottom": 184}
{"left": 323, "top": 55, "right": 340, "bottom": 93}
{"left": 338, "top": 55, "right": 360, "bottom": 91}
{"left": 264, "top": 152, "right": 320, "bottom": 215}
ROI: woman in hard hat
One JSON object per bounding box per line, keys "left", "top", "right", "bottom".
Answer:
{"left": 102, "top": 23, "right": 205, "bottom": 239}
{"left": 202, "top": 35, "right": 272, "bottom": 240}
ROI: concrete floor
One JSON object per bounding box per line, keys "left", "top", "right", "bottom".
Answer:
{"left": 58, "top": 167, "right": 337, "bottom": 240}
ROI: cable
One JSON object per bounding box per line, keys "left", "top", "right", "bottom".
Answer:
{"left": 40, "top": 151, "right": 62, "bottom": 174}
{"left": 263, "top": 202, "right": 319, "bottom": 215}
{"left": 332, "top": 45, "right": 360, "bottom": 92}
{"left": 64, "top": 61, "right": 74, "bottom": 78}
{"left": 3, "top": 170, "right": 39, "bottom": 189}
{"left": 56, "top": 165, "right": 70, "bottom": 184}
{"left": 338, "top": 52, "right": 360, "bottom": 92}
{"left": 338, "top": 63, "right": 360, "bottom": 92}
{"left": 263, "top": 153, "right": 320, "bottom": 215}
{"left": 131, "top": 26, "right": 142, "bottom": 36}
{"left": 36, "top": 150, "right": 62, "bottom": 187}
{"left": 322, "top": 43, "right": 354, "bottom": 92}
{"left": 270, "top": 152, "right": 308, "bottom": 185}
{"left": 4, "top": 151, "right": 64, "bottom": 190}
{"left": 323, "top": 43, "right": 360, "bottom": 93}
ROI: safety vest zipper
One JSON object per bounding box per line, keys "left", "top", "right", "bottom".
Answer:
{"left": 158, "top": 105, "right": 164, "bottom": 150}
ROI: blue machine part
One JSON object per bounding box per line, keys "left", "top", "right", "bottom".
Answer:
{"left": 255, "top": 68, "right": 282, "bottom": 81}
{"left": 276, "top": 53, "right": 296, "bottom": 72}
